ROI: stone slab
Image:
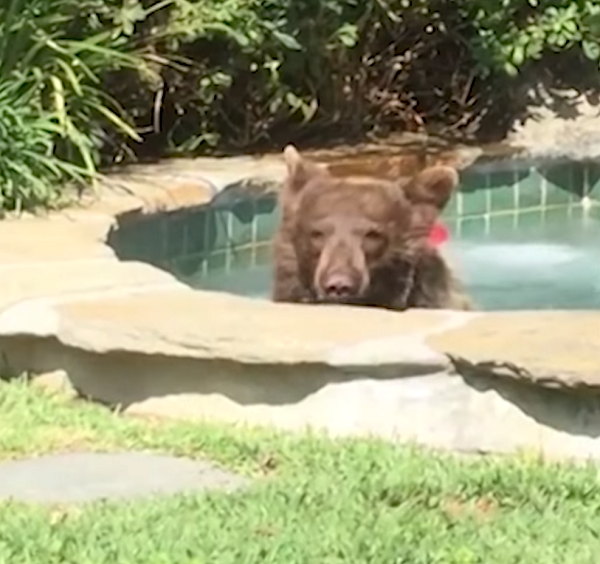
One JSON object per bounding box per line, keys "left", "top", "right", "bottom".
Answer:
{"left": 91, "top": 176, "right": 217, "bottom": 214}
{"left": 508, "top": 87, "right": 600, "bottom": 162}
{"left": 87, "top": 155, "right": 286, "bottom": 217}
{"left": 7, "top": 289, "right": 459, "bottom": 370}
{"left": 0, "top": 216, "right": 114, "bottom": 263}
{"left": 78, "top": 144, "right": 483, "bottom": 218}
{"left": 0, "top": 452, "right": 249, "bottom": 504}
{"left": 121, "top": 371, "right": 600, "bottom": 462}
{"left": 9, "top": 329, "right": 600, "bottom": 463}
{"left": 0, "top": 260, "right": 182, "bottom": 311}
{"left": 428, "top": 311, "right": 600, "bottom": 388}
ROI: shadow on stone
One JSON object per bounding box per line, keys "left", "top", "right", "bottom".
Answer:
{"left": 1, "top": 336, "right": 442, "bottom": 409}
{"left": 452, "top": 356, "right": 600, "bottom": 439}
{"left": 5, "top": 335, "right": 600, "bottom": 456}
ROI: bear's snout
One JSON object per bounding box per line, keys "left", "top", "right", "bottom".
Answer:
{"left": 321, "top": 271, "right": 360, "bottom": 300}
{"left": 312, "top": 234, "right": 369, "bottom": 304}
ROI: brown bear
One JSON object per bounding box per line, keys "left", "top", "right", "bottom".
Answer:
{"left": 271, "top": 145, "right": 472, "bottom": 311}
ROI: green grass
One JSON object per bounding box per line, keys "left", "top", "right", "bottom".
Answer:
{"left": 2, "top": 377, "right": 600, "bottom": 563}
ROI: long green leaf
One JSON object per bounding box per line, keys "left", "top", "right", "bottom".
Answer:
{"left": 92, "top": 103, "right": 142, "bottom": 142}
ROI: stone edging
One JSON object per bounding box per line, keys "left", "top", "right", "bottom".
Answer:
{"left": 0, "top": 153, "right": 597, "bottom": 461}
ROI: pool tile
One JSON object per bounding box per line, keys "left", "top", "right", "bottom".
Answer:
{"left": 570, "top": 161, "right": 586, "bottom": 199}
{"left": 185, "top": 208, "right": 208, "bottom": 254}
{"left": 488, "top": 169, "right": 515, "bottom": 191}
{"left": 444, "top": 218, "right": 459, "bottom": 237}
{"left": 489, "top": 213, "right": 517, "bottom": 237}
{"left": 461, "top": 188, "right": 488, "bottom": 217}
{"left": 490, "top": 186, "right": 516, "bottom": 213}
{"left": 586, "top": 162, "right": 600, "bottom": 200}
{"left": 205, "top": 208, "right": 231, "bottom": 252}
{"left": 173, "top": 254, "right": 205, "bottom": 278}
{"left": 542, "top": 163, "right": 575, "bottom": 205}
{"left": 457, "top": 171, "right": 486, "bottom": 217}
{"left": 543, "top": 206, "right": 571, "bottom": 225}
{"left": 459, "top": 170, "right": 485, "bottom": 193}
{"left": 206, "top": 251, "right": 228, "bottom": 273}
{"left": 230, "top": 247, "right": 254, "bottom": 270}
{"left": 230, "top": 201, "right": 255, "bottom": 246}
{"left": 256, "top": 209, "right": 280, "bottom": 243}
{"left": 255, "top": 195, "right": 277, "bottom": 215}
{"left": 515, "top": 209, "right": 544, "bottom": 233}
{"left": 131, "top": 217, "right": 167, "bottom": 263}
{"left": 166, "top": 215, "right": 186, "bottom": 258}
{"left": 230, "top": 199, "right": 255, "bottom": 222}
{"left": 515, "top": 169, "right": 543, "bottom": 210}
{"left": 456, "top": 216, "right": 487, "bottom": 239}
{"left": 568, "top": 204, "right": 587, "bottom": 219}
{"left": 585, "top": 203, "right": 600, "bottom": 219}
{"left": 254, "top": 244, "right": 273, "bottom": 267}
{"left": 443, "top": 192, "right": 460, "bottom": 219}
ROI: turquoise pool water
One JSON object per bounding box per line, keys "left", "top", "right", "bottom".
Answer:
{"left": 190, "top": 208, "right": 600, "bottom": 311}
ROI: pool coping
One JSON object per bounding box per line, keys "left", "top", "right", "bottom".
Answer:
{"left": 0, "top": 148, "right": 599, "bottom": 461}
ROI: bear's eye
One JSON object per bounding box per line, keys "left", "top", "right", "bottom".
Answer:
{"left": 310, "top": 228, "right": 325, "bottom": 241}
{"left": 364, "top": 229, "right": 384, "bottom": 242}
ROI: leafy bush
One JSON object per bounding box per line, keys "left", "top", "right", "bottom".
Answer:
{"left": 0, "top": 83, "right": 84, "bottom": 211}
{"left": 2, "top": 0, "right": 600, "bottom": 211}
{"left": 0, "top": 0, "right": 154, "bottom": 210}
{"left": 462, "top": 0, "right": 600, "bottom": 76}
{"left": 105, "top": 0, "right": 600, "bottom": 159}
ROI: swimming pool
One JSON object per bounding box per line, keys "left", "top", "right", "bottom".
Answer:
{"left": 107, "top": 155, "right": 600, "bottom": 311}
{"left": 187, "top": 208, "right": 600, "bottom": 310}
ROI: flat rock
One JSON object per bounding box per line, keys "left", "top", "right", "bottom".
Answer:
{"left": 0, "top": 288, "right": 460, "bottom": 373}
{"left": 0, "top": 260, "right": 182, "bottom": 311}
{"left": 428, "top": 311, "right": 600, "bottom": 388}
{"left": 0, "top": 216, "right": 114, "bottom": 263}
{"left": 31, "top": 370, "right": 77, "bottom": 399}
{"left": 0, "top": 452, "right": 248, "bottom": 504}
{"left": 94, "top": 155, "right": 286, "bottom": 213}
{"left": 92, "top": 176, "right": 217, "bottom": 214}
{"left": 86, "top": 145, "right": 483, "bottom": 218}
{"left": 508, "top": 87, "right": 600, "bottom": 160}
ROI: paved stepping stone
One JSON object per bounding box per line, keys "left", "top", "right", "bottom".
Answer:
{"left": 0, "top": 452, "right": 249, "bottom": 504}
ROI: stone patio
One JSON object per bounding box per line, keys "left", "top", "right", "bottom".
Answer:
{"left": 0, "top": 452, "right": 248, "bottom": 504}
{"left": 0, "top": 150, "right": 598, "bottom": 462}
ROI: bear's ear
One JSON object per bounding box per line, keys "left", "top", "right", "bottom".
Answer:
{"left": 402, "top": 165, "right": 458, "bottom": 212}
{"left": 401, "top": 166, "right": 459, "bottom": 234}
{"left": 283, "top": 144, "right": 329, "bottom": 195}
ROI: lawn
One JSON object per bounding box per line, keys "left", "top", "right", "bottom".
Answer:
{"left": 1, "top": 377, "right": 600, "bottom": 563}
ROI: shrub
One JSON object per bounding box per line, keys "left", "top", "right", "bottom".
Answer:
{"left": 0, "top": 0, "right": 155, "bottom": 211}
{"left": 0, "top": 82, "right": 85, "bottom": 211}
{"left": 104, "top": 0, "right": 600, "bottom": 159}
{"left": 3, "top": 0, "right": 600, "bottom": 211}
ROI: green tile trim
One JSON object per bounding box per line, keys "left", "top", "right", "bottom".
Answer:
{"left": 107, "top": 156, "right": 599, "bottom": 283}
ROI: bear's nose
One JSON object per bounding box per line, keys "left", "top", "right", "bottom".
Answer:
{"left": 323, "top": 273, "right": 356, "bottom": 298}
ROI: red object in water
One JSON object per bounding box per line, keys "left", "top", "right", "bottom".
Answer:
{"left": 428, "top": 221, "right": 449, "bottom": 247}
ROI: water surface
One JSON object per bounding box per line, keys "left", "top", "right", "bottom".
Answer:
{"left": 191, "top": 209, "right": 600, "bottom": 311}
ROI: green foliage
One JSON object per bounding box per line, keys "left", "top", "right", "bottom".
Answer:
{"left": 0, "top": 0, "right": 155, "bottom": 211}
{"left": 462, "top": 0, "right": 600, "bottom": 76}
{"left": 2, "top": 0, "right": 600, "bottom": 210}
{"left": 0, "top": 84, "right": 85, "bottom": 211}
{"left": 118, "top": 0, "right": 600, "bottom": 156}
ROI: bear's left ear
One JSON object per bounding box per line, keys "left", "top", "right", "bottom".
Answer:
{"left": 401, "top": 165, "right": 459, "bottom": 212}
{"left": 283, "top": 144, "right": 329, "bottom": 196}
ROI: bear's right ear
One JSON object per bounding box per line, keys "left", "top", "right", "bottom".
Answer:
{"left": 283, "top": 144, "right": 328, "bottom": 195}
{"left": 401, "top": 166, "right": 459, "bottom": 234}
{"left": 402, "top": 166, "right": 459, "bottom": 212}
